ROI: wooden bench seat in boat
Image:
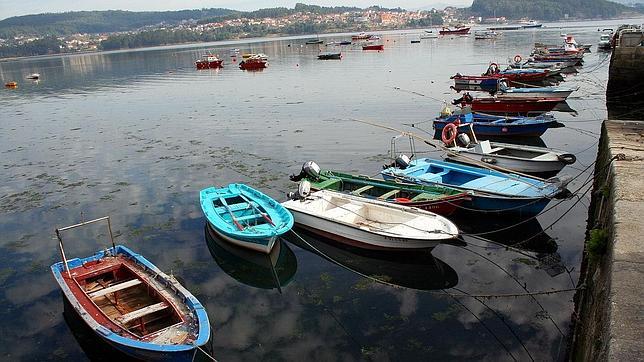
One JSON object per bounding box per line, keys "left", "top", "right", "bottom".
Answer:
{"left": 88, "top": 279, "right": 142, "bottom": 299}
{"left": 351, "top": 185, "right": 374, "bottom": 196}
{"left": 378, "top": 189, "right": 401, "bottom": 200}
{"left": 214, "top": 201, "right": 259, "bottom": 214}
{"left": 116, "top": 302, "right": 169, "bottom": 324}
{"left": 236, "top": 213, "right": 263, "bottom": 222}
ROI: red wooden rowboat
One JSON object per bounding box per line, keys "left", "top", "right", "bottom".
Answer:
{"left": 50, "top": 216, "right": 210, "bottom": 360}
{"left": 466, "top": 97, "right": 564, "bottom": 115}
{"left": 362, "top": 44, "right": 384, "bottom": 51}
{"left": 439, "top": 27, "right": 471, "bottom": 35}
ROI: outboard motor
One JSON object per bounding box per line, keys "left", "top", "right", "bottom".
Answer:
{"left": 457, "top": 133, "right": 471, "bottom": 147}
{"left": 383, "top": 154, "right": 413, "bottom": 170}
{"left": 287, "top": 180, "right": 312, "bottom": 200}
{"left": 289, "top": 161, "right": 321, "bottom": 182}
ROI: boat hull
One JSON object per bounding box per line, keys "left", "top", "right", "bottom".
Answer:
{"left": 433, "top": 119, "right": 552, "bottom": 137}
{"left": 207, "top": 221, "right": 277, "bottom": 254}
{"left": 381, "top": 174, "right": 551, "bottom": 215}
{"left": 445, "top": 151, "right": 568, "bottom": 174}
{"left": 51, "top": 246, "right": 210, "bottom": 362}
{"left": 468, "top": 98, "right": 562, "bottom": 115}
{"left": 497, "top": 90, "right": 574, "bottom": 99}
{"left": 362, "top": 45, "right": 384, "bottom": 51}
{"left": 287, "top": 209, "right": 442, "bottom": 250}
{"left": 439, "top": 27, "right": 471, "bottom": 35}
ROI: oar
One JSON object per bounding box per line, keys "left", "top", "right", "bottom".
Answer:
{"left": 219, "top": 197, "right": 245, "bottom": 231}
{"left": 238, "top": 193, "right": 275, "bottom": 226}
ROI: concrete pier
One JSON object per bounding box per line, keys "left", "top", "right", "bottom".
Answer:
{"left": 606, "top": 27, "right": 644, "bottom": 120}
{"left": 570, "top": 120, "right": 644, "bottom": 360}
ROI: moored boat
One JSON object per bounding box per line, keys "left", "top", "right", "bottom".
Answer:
{"left": 451, "top": 74, "right": 501, "bottom": 92}
{"left": 26, "top": 73, "right": 40, "bottom": 80}
{"left": 441, "top": 123, "right": 576, "bottom": 174}
{"left": 317, "top": 52, "right": 342, "bottom": 60}
{"left": 474, "top": 30, "right": 500, "bottom": 39}
{"left": 195, "top": 54, "right": 223, "bottom": 69}
{"left": 351, "top": 32, "right": 372, "bottom": 40}
{"left": 381, "top": 159, "right": 569, "bottom": 215}
{"left": 288, "top": 162, "right": 471, "bottom": 216}
{"left": 5, "top": 81, "right": 18, "bottom": 88}
{"left": 453, "top": 93, "right": 564, "bottom": 115}
{"left": 282, "top": 189, "right": 459, "bottom": 250}
{"left": 305, "top": 39, "right": 323, "bottom": 45}
{"left": 200, "top": 184, "right": 293, "bottom": 253}
{"left": 496, "top": 80, "right": 578, "bottom": 100}
{"left": 362, "top": 44, "right": 384, "bottom": 51}
{"left": 239, "top": 56, "right": 268, "bottom": 70}
{"left": 434, "top": 111, "right": 561, "bottom": 137}
{"left": 439, "top": 26, "right": 470, "bottom": 35}
{"left": 50, "top": 216, "right": 210, "bottom": 361}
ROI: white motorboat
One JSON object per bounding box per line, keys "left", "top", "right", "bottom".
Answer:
{"left": 444, "top": 124, "right": 576, "bottom": 174}
{"left": 421, "top": 30, "right": 438, "bottom": 39}
{"left": 474, "top": 30, "right": 499, "bottom": 40}
{"left": 282, "top": 189, "right": 458, "bottom": 250}
{"left": 26, "top": 73, "right": 40, "bottom": 80}
{"left": 496, "top": 80, "right": 578, "bottom": 100}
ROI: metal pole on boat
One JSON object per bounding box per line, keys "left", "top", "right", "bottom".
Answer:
{"left": 106, "top": 216, "right": 116, "bottom": 253}
{"left": 55, "top": 229, "right": 72, "bottom": 278}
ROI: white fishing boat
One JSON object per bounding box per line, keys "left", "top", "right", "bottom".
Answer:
{"left": 282, "top": 189, "right": 459, "bottom": 250}
{"left": 443, "top": 124, "right": 576, "bottom": 174}
{"left": 474, "top": 30, "right": 499, "bottom": 40}
{"left": 26, "top": 73, "right": 40, "bottom": 80}
{"left": 421, "top": 30, "right": 438, "bottom": 39}
{"left": 496, "top": 80, "right": 578, "bottom": 100}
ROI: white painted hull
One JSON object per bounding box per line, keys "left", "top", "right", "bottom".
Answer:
{"left": 208, "top": 223, "right": 276, "bottom": 254}
{"left": 282, "top": 191, "right": 458, "bottom": 250}
{"left": 446, "top": 142, "right": 573, "bottom": 173}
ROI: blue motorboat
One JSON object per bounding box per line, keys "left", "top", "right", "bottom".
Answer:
{"left": 381, "top": 159, "right": 568, "bottom": 215}
{"left": 200, "top": 184, "right": 294, "bottom": 253}
{"left": 434, "top": 112, "right": 562, "bottom": 138}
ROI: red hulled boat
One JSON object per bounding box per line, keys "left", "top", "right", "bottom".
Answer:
{"left": 439, "top": 27, "right": 471, "bottom": 35}
{"left": 465, "top": 97, "right": 564, "bottom": 115}
{"left": 239, "top": 56, "right": 268, "bottom": 70}
{"left": 362, "top": 44, "right": 384, "bottom": 51}
{"left": 195, "top": 54, "right": 223, "bottom": 69}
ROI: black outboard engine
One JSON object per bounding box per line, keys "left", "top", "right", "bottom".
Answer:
{"left": 452, "top": 92, "right": 473, "bottom": 105}
{"left": 289, "top": 161, "right": 321, "bottom": 182}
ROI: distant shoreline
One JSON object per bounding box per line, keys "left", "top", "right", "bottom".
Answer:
{"left": 2, "top": 15, "right": 642, "bottom": 62}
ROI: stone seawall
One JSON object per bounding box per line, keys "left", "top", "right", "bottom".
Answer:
{"left": 606, "top": 30, "right": 644, "bottom": 120}
{"left": 570, "top": 120, "right": 643, "bottom": 361}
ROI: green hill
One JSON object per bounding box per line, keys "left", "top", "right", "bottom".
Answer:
{"left": 0, "top": 9, "right": 236, "bottom": 38}
{"left": 469, "top": 0, "right": 632, "bottom": 20}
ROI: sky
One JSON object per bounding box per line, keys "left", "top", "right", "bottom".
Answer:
{"left": 0, "top": 1, "right": 474, "bottom": 20}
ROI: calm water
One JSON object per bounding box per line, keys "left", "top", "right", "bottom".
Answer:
{"left": 1, "top": 18, "right": 638, "bottom": 361}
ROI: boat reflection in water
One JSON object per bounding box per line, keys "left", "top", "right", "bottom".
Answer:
{"left": 63, "top": 299, "right": 140, "bottom": 362}
{"left": 204, "top": 225, "right": 297, "bottom": 290}
{"left": 285, "top": 227, "right": 459, "bottom": 291}
{"left": 452, "top": 213, "right": 566, "bottom": 277}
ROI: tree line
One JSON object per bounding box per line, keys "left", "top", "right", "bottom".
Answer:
{"left": 469, "top": 0, "right": 631, "bottom": 21}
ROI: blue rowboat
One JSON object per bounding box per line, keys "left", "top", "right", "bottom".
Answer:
{"left": 381, "top": 158, "right": 568, "bottom": 215}
{"left": 51, "top": 217, "right": 210, "bottom": 362}
{"left": 434, "top": 112, "right": 561, "bottom": 137}
{"left": 200, "top": 184, "right": 294, "bottom": 253}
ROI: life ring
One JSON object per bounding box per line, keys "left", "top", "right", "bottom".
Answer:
{"left": 557, "top": 153, "right": 577, "bottom": 165}
{"left": 513, "top": 55, "right": 522, "bottom": 63}
{"left": 441, "top": 122, "right": 459, "bottom": 145}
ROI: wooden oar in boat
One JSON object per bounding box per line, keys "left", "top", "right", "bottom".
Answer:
{"left": 239, "top": 193, "right": 275, "bottom": 226}
{"left": 219, "top": 197, "right": 245, "bottom": 231}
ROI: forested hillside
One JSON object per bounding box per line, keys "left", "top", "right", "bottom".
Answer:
{"left": 470, "top": 0, "right": 630, "bottom": 20}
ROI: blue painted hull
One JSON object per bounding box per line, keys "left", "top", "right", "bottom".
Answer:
{"left": 381, "top": 159, "right": 563, "bottom": 215}
{"left": 51, "top": 245, "right": 211, "bottom": 361}
{"left": 434, "top": 112, "right": 559, "bottom": 137}
{"left": 200, "top": 184, "right": 294, "bottom": 253}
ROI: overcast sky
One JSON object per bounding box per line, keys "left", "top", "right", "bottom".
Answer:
{"left": 0, "top": 1, "right": 473, "bottom": 20}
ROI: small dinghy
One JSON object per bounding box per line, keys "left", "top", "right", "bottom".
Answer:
{"left": 200, "top": 184, "right": 294, "bottom": 253}
{"left": 434, "top": 111, "right": 561, "bottom": 137}
{"left": 26, "top": 73, "right": 40, "bottom": 80}
{"left": 282, "top": 188, "right": 459, "bottom": 250}
{"left": 382, "top": 158, "right": 569, "bottom": 215}
{"left": 289, "top": 161, "right": 471, "bottom": 216}
{"left": 442, "top": 123, "right": 576, "bottom": 175}
{"left": 50, "top": 216, "right": 210, "bottom": 361}
{"left": 317, "top": 52, "right": 342, "bottom": 60}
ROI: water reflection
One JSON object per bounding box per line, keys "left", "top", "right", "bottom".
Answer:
{"left": 286, "top": 227, "right": 459, "bottom": 291}
{"left": 204, "top": 225, "right": 297, "bottom": 290}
